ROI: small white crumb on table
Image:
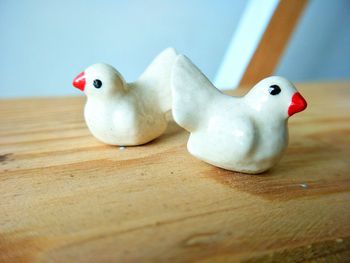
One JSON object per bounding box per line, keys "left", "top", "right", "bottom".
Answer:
{"left": 299, "top": 183, "right": 308, "bottom": 189}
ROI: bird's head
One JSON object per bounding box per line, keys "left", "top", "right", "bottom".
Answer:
{"left": 244, "top": 76, "right": 307, "bottom": 120}
{"left": 72, "top": 63, "right": 126, "bottom": 98}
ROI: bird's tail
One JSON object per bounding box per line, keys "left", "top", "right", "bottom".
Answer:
{"left": 171, "top": 55, "right": 223, "bottom": 132}
{"left": 136, "top": 47, "right": 178, "bottom": 113}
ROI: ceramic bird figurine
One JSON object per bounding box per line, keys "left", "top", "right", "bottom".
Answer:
{"left": 171, "top": 55, "right": 307, "bottom": 174}
{"left": 72, "top": 48, "right": 177, "bottom": 146}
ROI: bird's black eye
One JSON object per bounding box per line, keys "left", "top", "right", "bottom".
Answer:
{"left": 268, "top": 85, "right": 281, "bottom": 95}
{"left": 93, "top": 79, "right": 102, "bottom": 89}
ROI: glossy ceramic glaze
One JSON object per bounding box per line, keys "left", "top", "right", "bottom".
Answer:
{"left": 171, "top": 55, "right": 307, "bottom": 174}
{"left": 73, "top": 48, "right": 177, "bottom": 146}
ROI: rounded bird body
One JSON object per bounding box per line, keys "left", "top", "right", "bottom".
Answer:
{"left": 186, "top": 95, "right": 288, "bottom": 173}
{"left": 73, "top": 48, "right": 177, "bottom": 146}
{"left": 84, "top": 89, "right": 167, "bottom": 145}
{"left": 171, "top": 55, "right": 307, "bottom": 174}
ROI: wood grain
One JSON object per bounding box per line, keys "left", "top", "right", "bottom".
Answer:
{"left": 240, "top": 0, "right": 308, "bottom": 86}
{"left": 1, "top": 82, "right": 350, "bottom": 262}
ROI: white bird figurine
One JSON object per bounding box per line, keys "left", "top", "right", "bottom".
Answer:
{"left": 171, "top": 55, "right": 307, "bottom": 174}
{"left": 72, "top": 48, "right": 177, "bottom": 146}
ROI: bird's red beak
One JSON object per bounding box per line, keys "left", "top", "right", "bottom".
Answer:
{"left": 73, "top": 71, "right": 86, "bottom": 91}
{"left": 288, "top": 92, "right": 307, "bottom": 117}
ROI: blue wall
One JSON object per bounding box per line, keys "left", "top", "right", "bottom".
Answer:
{"left": 0, "top": 0, "right": 246, "bottom": 97}
{"left": 0, "top": 0, "right": 349, "bottom": 98}
{"left": 276, "top": 0, "right": 350, "bottom": 82}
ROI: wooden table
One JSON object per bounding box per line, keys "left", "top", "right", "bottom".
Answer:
{"left": 1, "top": 82, "right": 349, "bottom": 262}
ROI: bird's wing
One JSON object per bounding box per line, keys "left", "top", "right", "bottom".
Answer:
{"left": 224, "top": 116, "right": 256, "bottom": 159}
{"left": 171, "top": 55, "right": 225, "bottom": 132}
{"left": 136, "top": 47, "right": 178, "bottom": 113}
{"left": 195, "top": 114, "right": 256, "bottom": 166}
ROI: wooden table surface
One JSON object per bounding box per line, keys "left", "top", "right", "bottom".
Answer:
{"left": 1, "top": 82, "right": 350, "bottom": 262}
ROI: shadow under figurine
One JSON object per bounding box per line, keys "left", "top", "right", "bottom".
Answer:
{"left": 171, "top": 55, "right": 307, "bottom": 174}
{"left": 72, "top": 48, "right": 177, "bottom": 146}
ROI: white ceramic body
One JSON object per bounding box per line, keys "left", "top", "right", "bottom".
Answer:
{"left": 171, "top": 55, "right": 306, "bottom": 174}
{"left": 84, "top": 85, "right": 168, "bottom": 146}
{"left": 73, "top": 48, "right": 177, "bottom": 146}
{"left": 185, "top": 94, "right": 289, "bottom": 173}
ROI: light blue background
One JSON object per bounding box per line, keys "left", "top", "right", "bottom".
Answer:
{"left": 276, "top": 0, "right": 350, "bottom": 81}
{"left": 0, "top": 0, "right": 349, "bottom": 98}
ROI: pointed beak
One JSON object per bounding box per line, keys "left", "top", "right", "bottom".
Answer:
{"left": 288, "top": 92, "right": 307, "bottom": 117}
{"left": 72, "top": 71, "right": 86, "bottom": 91}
